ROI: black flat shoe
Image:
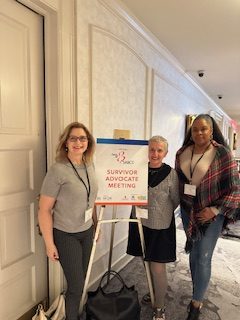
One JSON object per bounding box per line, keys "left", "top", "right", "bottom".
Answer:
{"left": 186, "top": 302, "right": 201, "bottom": 320}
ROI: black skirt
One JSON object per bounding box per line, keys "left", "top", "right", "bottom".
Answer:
{"left": 126, "top": 215, "right": 176, "bottom": 263}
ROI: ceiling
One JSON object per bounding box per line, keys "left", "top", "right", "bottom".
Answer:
{"left": 120, "top": 0, "right": 240, "bottom": 123}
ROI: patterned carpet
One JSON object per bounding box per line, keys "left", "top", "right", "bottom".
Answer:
{"left": 104, "top": 217, "right": 240, "bottom": 320}
{"left": 222, "top": 219, "right": 240, "bottom": 240}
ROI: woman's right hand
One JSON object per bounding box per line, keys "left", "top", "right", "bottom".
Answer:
{"left": 196, "top": 207, "right": 216, "bottom": 224}
{"left": 46, "top": 243, "right": 59, "bottom": 261}
{"left": 38, "top": 195, "right": 58, "bottom": 261}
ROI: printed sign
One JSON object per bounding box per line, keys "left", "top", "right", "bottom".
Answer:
{"left": 95, "top": 138, "right": 148, "bottom": 205}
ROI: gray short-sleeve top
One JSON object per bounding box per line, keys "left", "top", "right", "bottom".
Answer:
{"left": 40, "top": 161, "right": 98, "bottom": 233}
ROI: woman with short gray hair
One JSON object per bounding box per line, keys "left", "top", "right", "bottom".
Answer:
{"left": 127, "top": 135, "right": 180, "bottom": 320}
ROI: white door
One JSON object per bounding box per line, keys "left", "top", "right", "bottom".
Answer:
{"left": 0, "top": 0, "right": 48, "bottom": 319}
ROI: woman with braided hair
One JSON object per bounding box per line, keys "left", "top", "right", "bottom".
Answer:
{"left": 175, "top": 114, "right": 240, "bottom": 320}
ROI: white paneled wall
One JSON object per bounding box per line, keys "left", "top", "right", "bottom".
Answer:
{"left": 76, "top": 0, "right": 233, "bottom": 286}
{"left": 91, "top": 26, "right": 148, "bottom": 138}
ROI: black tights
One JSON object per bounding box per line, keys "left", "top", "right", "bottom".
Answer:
{"left": 54, "top": 227, "right": 93, "bottom": 320}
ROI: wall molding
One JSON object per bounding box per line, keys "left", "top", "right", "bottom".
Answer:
{"left": 98, "top": 0, "right": 183, "bottom": 72}
{"left": 152, "top": 70, "right": 203, "bottom": 109}
{"left": 89, "top": 24, "right": 149, "bottom": 138}
{"left": 99, "top": 0, "right": 231, "bottom": 121}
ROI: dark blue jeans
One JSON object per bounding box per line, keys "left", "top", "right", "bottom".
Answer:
{"left": 181, "top": 209, "right": 224, "bottom": 301}
{"left": 54, "top": 227, "right": 93, "bottom": 320}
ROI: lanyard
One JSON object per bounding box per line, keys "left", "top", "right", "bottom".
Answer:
{"left": 189, "top": 143, "right": 211, "bottom": 183}
{"left": 68, "top": 158, "right": 91, "bottom": 202}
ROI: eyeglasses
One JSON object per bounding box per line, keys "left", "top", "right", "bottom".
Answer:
{"left": 68, "top": 135, "right": 88, "bottom": 142}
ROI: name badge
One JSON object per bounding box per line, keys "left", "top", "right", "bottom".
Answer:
{"left": 85, "top": 207, "right": 93, "bottom": 222}
{"left": 136, "top": 207, "right": 148, "bottom": 219}
{"left": 184, "top": 184, "right": 196, "bottom": 196}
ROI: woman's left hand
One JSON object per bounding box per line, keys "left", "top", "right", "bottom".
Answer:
{"left": 196, "top": 207, "right": 216, "bottom": 224}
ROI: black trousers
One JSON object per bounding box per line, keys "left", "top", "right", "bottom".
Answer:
{"left": 54, "top": 226, "right": 93, "bottom": 320}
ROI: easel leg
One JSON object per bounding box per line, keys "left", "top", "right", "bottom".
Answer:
{"left": 107, "top": 206, "right": 117, "bottom": 283}
{"left": 79, "top": 206, "right": 104, "bottom": 314}
{"left": 137, "top": 219, "right": 155, "bottom": 307}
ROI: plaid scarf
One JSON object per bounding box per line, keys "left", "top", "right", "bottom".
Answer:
{"left": 175, "top": 141, "right": 240, "bottom": 244}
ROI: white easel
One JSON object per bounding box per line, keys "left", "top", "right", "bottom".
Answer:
{"left": 79, "top": 205, "right": 155, "bottom": 313}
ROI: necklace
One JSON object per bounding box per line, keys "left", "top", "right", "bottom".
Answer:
{"left": 189, "top": 143, "right": 211, "bottom": 183}
{"left": 193, "top": 142, "right": 211, "bottom": 154}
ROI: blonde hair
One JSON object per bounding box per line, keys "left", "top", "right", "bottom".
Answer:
{"left": 149, "top": 135, "right": 168, "bottom": 152}
{"left": 55, "top": 122, "right": 95, "bottom": 163}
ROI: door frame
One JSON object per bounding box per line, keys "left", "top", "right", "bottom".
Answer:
{"left": 16, "top": 0, "right": 77, "bottom": 302}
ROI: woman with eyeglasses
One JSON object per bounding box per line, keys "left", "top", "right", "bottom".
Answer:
{"left": 175, "top": 114, "right": 240, "bottom": 320}
{"left": 38, "top": 122, "right": 98, "bottom": 320}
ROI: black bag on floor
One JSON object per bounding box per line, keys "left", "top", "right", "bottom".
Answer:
{"left": 85, "top": 270, "right": 141, "bottom": 320}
